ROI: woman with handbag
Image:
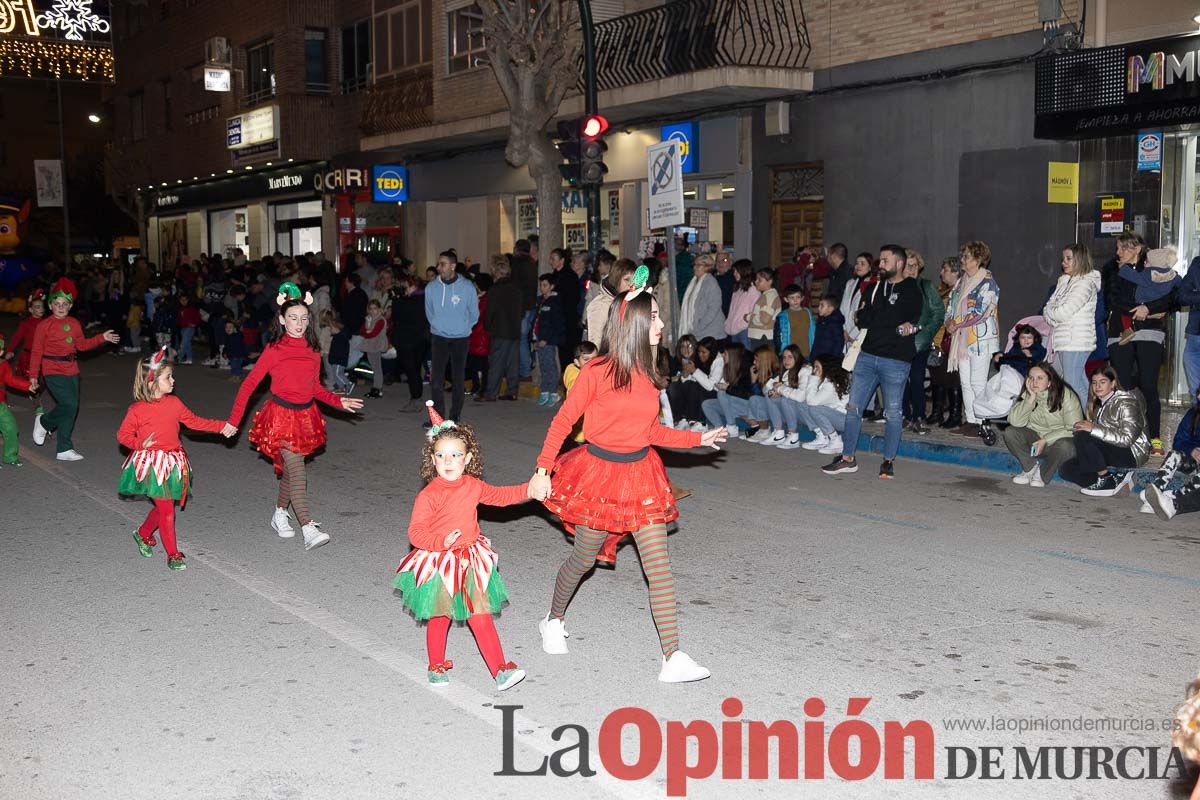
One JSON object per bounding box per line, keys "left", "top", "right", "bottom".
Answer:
{"left": 945, "top": 241, "right": 1000, "bottom": 436}
{"left": 928, "top": 257, "right": 962, "bottom": 428}
{"left": 900, "top": 249, "right": 946, "bottom": 435}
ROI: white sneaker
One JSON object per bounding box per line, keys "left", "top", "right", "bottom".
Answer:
{"left": 271, "top": 507, "right": 295, "bottom": 538}
{"left": 1146, "top": 485, "right": 1179, "bottom": 520}
{"left": 674, "top": 419, "right": 690, "bottom": 430}
{"left": 1138, "top": 490, "right": 1155, "bottom": 514}
{"left": 748, "top": 428, "right": 773, "bottom": 443}
{"left": 302, "top": 521, "right": 330, "bottom": 550}
{"left": 32, "top": 414, "right": 47, "bottom": 446}
{"left": 55, "top": 449, "right": 83, "bottom": 461}
{"left": 1011, "top": 468, "right": 1033, "bottom": 485}
{"left": 722, "top": 425, "right": 739, "bottom": 439}
{"left": 777, "top": 433, "right": 802, "bottom": 450}
{"left": 818, "top": 433, "right": 844, "bottom": 455}
{"left": 1028, "top": 466, "right": 1045, "bottom": 488}
{"left": 762, "top": 431, "right": 787, "bottom": 446}
{"left": 539, "top": 614, "right": 569, "bottom": 654}
{"left": 658, "top": 651, "right": 711, "bottom": 683}
{"left": 690, "top": 422, "right": 707, "bottom": 433}
{"left": 802, "top": 432, "right": 830, "bottom": 451}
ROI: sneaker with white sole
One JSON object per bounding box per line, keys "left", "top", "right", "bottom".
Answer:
{"left": 32, "top": 414, "right": 47, "bottom": 446}
{"left": 818, "top": 433, "right": 844, "bottom": 455}
{"left": 56, "top": 449, "right": 83, "bottom": 461}
{"left": 1028, "top": 466, "right": 1045, "bottom": 488}
{"left": 539, "top": 614, "right": 569, "bottom": 654}
{"left": 1145, "top": 484, "right": 1178, "bottom": 520}
{"left": 689, "top": 422, "right": 707, "bottom": 433}
{"left": 302, "top": 521, "right": 330, "bottom": 550}
{"left": 658, "top": 651, "right": 711, "bottom": 683}
{"left": 1138, "top": 490, "right": 1155, "bottom": 514}
{"left": 271, "top": 507, "right": 295, "bottom": 538}
{"left": 777, "top": 433, "right": 802, "bottom": 450}
{"left": 762, "top": 431, "right": 787, "bottom": 446}
{"left": 673, "top": 419, "right": 690, "bottom": 430}
{"left": 821, "top": 455, "right": 858, "bottom": 475}
{"left": 495, "top": 663, "right": 527, "bottom": 691}
{"left": 722, "top": 425, "right": 739, "bottom": 439}
{"left": 1011, "top": 468, "right": 1034, "bottom": 485}
{"left": 748, "top": 428, "right": 774, "bottom": 443}
{"left": 802, "top": 432, "right": 830, "bottom": 451}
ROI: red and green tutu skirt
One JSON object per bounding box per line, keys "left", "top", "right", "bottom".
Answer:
{"left": 393, "top": 536, "right": 509, "bottom": 621}
{"left": 118, "top": 448, "right": 192, "bottom": 503}
{"left": 248, "top": 397, "right": 326, "bottom": 475}
{"left": 544, "top": 444, "right": 677, "bottom": 534}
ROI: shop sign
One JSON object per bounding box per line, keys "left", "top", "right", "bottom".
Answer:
{"left": 371, "top": 164, "right": 408, "bottom": 202}
{"left": 1137, "top": 132, "right": 1163, "bottom": 170}
{"left": 315, "top": 167, "right": 369, "bottom": 194}
{"left": 661, "top": 122, "right": 699, "bottom": 174}
{"left": 647, "top": 140, "right": 684, "bottom": 229}
{"left": 266, "top": 173, "right": 305, "bottom": 192}
{"left": 1046, "top": 162, "right": 1078, "bottom": 204}
{"left": 142, "top": 162, "right": 325, "bottom": 214}
{"left": 227, "top": 105, "right": 279, "bottom": 150}
{"left": 607, "top": 189, "right": 619, "bottom": 231}
{"left": 517, "top": 196, "right": 538, "bottom": 238}
{"left": 564, "top": 223, "right": 587, "bottom": 250}
{"left": 687, "top": 207, "right": 709, "bottom": 228}
{"left": 562, "top": 190, "right": 585, "bottom": 210}
{"left": 1095, "top": 193, "right": 1131, "bottom": 237}
{"left": 204, "top": 67, "right": 230, "bottom": 92}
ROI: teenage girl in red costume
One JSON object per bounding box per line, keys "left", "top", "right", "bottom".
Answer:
{"left": 226, "top": 283, "right": 363, "bottom": 551}
{"left": 7, "top": 288, "right": 45, "bottom": 378}
{"left": 118, "top": 347, "right": 237, "bottom": 571}
{"left": 528, "top": 266, "right": 727, "bottom": 683}
{"left": 393, "top": 402, "right": 532, "bottom": 691}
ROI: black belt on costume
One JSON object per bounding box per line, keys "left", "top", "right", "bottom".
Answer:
{"left": 43, "top": 354, "right": 77, "bottom": 362}
{"left": 587, "top": 444, "right": 649, "bottom": 463}
{"left": 270, "top": 394, "right": 315, "bottom": 410}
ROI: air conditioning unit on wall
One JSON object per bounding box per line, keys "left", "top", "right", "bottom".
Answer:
{"left": 205, "top": 37, "right": 231, "bottom": 66}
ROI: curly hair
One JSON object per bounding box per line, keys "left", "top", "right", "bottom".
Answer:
{"left": 419, "top": 422, "right": 485, "bottom": 483}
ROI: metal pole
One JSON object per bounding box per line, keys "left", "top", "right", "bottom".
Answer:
{"left": 577, "top": 0, "right": 603, "bottom": 260}
{"left": 56, "top": 79, "right": 71, "bottom": 268}
{"left": 665, "top": 225, "right": 679, "bottom": 344}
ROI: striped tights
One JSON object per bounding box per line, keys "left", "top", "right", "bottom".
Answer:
{"left": 549, "top": 523, "right": 680, "bottom": 657}
{"left": 277, "top": 450, "right": 313, "bottom": 525}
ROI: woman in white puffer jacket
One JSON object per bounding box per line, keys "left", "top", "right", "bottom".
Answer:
{"left": 1042, "top": 243, "right": 1100, "bottom": 407}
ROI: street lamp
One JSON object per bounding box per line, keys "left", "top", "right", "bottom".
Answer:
{"left": 87, "top": 113, "right": 101, "bottom": 123}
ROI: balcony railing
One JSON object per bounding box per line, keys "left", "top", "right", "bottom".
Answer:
{"left": 360, "top": 68, "right": 434, "bottom": 136}
{"left": 589, "top": 0, "right": 810, "bottom": 92}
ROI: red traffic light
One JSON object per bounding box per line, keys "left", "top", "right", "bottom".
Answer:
{"left": 582, "top": 114, "right": 608, "bottom": 139}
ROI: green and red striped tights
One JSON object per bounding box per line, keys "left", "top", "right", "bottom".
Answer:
{"left": 277, "top": 450, "right": 313, "bottom": 525}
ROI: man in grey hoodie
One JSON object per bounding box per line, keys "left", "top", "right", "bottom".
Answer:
{"left": 424, "top": 249, "right": 480, "bottom": 421}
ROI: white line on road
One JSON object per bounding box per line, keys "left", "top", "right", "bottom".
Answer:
{"left": 22, "top": 449, "right": 660, "bottom": 800}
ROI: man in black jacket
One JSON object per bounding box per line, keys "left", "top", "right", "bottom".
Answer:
{"left": 390, "top": 274, "right": 429, "bottom": 411}
{"left": 823, "top": 244, "right": 923, "bottom": 480}
{"left": 511, "top": 239, "right": 538, "bottom": 382}
{"left": 480, "top": 259, "right": 523, "bottom": 401}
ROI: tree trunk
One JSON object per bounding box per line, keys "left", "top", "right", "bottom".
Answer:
{"left": 529, "top": 137, "right": 561, "bottom": 271}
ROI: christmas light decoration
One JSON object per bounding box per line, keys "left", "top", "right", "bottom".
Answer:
{"left": 35, "top": 0, "right": 108, "bottom": 41}
{"left": 0, "top": 35, "right": 112, "bottom": 80}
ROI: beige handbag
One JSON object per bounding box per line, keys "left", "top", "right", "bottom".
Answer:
{"left": 841, "top": 283, "right": 879, "bottom": 371}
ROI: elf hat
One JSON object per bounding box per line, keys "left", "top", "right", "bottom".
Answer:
{"left": 425, "top": 400, "right": 457, "bottom": 440}
{"left": 618, "top": 264, "right": 651, "bottom": 321}
{"left": 276, "top": 280, "right": 314, "bottom": 307}
{"left": 145, "top": 345, "right": 170, "bottom": 383}
{"left": 49, "top": 278, "right": 77, "bottom": 304}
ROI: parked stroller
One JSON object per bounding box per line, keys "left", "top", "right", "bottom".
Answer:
{"left": 972, "top": 316, "right": 1054, "bottom": 446}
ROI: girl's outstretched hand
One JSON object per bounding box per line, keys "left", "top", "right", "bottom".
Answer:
{"left": 102, "top": 330, "right": 120, "bottom": 344}
{"left": 528, "top": 473, "right": 551, "bottom": 501}
{"left": 699, "top": 427, "right": 727, "bottom": 450}
{"left": 340, "top": 397, "right": 364, "bottom": 412}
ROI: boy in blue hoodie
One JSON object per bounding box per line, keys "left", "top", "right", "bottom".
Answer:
{"left": 424, "top": 250, "right": 480, "bottom": 422}
{"left": 532, "top": 273, "right": 565, "bottom": 405}
{"left": 810, "top": 295, "right": 846, "bottom": 360}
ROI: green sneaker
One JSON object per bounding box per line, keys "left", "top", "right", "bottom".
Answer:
{"left": 5, "top": 460, "right": 22, "bottom": 467}
{"left": 427, "top": 660, "right": 452, "bottom": 687}
{"left": 495, "top": 662, "right": 526, "bottom": 691}
{"left": 131, "top": 530, "right": 155, "bottom": 558}
{"left": 167, "top": 553, "right": 187, "bottom": 571}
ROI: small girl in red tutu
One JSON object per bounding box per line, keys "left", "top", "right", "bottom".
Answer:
{"left": 226, "top": 283, "right": 363, "bottom": 551}
{"left": 528, "top": 265, "right": 727, "bottom": 683}
{"left": 118, "top": 347, "right": 236, "bottom": 571}
{"left": 393, "top": 401, "right": 531, "bottom": 691}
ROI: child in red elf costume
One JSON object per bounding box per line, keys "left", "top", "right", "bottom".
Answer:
{"left": 117, "top": 347, "right": 236, "bottom": 571}
{"left": 7, "top": 288, "right": 45, "bottom": 378}
{"left": 0, "top": 335, "right": 34, "bottom": 466}
{"left": 226, "top": 282, "right": 363, "bottom": 550}
{"left": 29, "top": 278, "right": 120, "bottom": 461}
{"left": 393, "top": 402, "right": 531, "bottom": 691}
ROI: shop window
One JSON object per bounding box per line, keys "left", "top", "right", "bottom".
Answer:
{"left": 247, "top": 41, "right": 275, "bottom": 103}
{"left": 447, "top": 3, "right": 486, "bottom": 74}
{"left": 130, "top": 91, "right": 144, "bottom": 141}
{"left": 373, "top": 0, "right": 432, "bottom": 80}
{"left": 683, "top": 184, "right": 698, "bottom": 200}
{"left": 305, "top": 29, "right": 329, "bottom": 92}
{"left": 341, "top": 19, "right": 371, "bottom": 92}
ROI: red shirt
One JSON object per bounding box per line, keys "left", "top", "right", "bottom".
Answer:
{"left": 9, "top": 315, "right": 40, "bottom": 375}
{"left": 536, "top": 358, "right": 700, "bottom": 470}
{"left": 29, "top": 315, "right": 108, "bottom": 378}
{"left": 408, "top": 475, "right": 528, "bottom": 552}
{"left": 0, "top": 361, "right": 32, "bottom": 404}
{"left": 117, "top": 394, "right": 225, "bottom": 451}
{"left": 226, "top": 334, "right": 343, "bottom": 426}
{"left": 178, "top": 306, "right": 202, "bottom": 328}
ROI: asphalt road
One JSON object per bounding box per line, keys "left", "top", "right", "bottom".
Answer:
{"left": 3, "top": 349, "right": 1199, "bottom": 800}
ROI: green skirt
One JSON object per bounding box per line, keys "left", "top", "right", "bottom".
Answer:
{"left": 393, "top": 537, "right": 509, "bottom": 621}
{"left": 118, "top": 449, "right": 191, "bottom": 502}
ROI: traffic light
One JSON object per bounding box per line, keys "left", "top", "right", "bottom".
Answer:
{"left": 580, "top": 114, "right": 608, "bottom": 186}
{"left": 556, "top": 119, "right": 582, "bottom": 187}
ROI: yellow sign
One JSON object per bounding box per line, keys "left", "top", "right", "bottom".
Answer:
{"left": 1047, "top": 162, "right": 1078, "bottom": 204}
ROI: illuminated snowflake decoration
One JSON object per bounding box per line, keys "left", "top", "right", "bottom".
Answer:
{"left": 36, "top": 0, "right": 111, "bottom": 41}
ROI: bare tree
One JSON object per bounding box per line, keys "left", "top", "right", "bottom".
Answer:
{"left": 480, "top": 0, "right": 579, "bottom": 268}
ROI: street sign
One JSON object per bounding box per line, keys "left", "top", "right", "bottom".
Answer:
{"left": 647, "top": 140, "right": 683, "bottom": 229}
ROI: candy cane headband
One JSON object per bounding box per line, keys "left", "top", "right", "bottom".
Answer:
{"left": 145, "top": 346, "right": 169, "bottom": 383}
{"left": 618, "top": 265, "right": 651, "bottom": 321}
{"left": 276, "top": 281, "right": 314, "bottom": 307}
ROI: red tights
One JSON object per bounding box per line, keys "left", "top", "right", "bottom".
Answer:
{"left": 137, "top": 498, "right": 179, "bottom": 557}
{"left": 425, "top": 615, "right": 506, "bottom": 677}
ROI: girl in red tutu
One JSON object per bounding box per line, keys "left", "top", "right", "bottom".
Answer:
{"left": 118, "top": 347, "right": 236, "bottom": 571}
{"left": 528, "top": 266, "right": 727, "bottom": 683}
{"left": 393, "top": 402, "right": 532, "bottom": 690}
{"left": 226, "top": 283, "right": 363, "bottom": 550}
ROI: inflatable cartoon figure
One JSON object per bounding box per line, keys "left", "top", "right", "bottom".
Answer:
{"left": 0, "top": 197, "right": 37, "bottom": 295}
